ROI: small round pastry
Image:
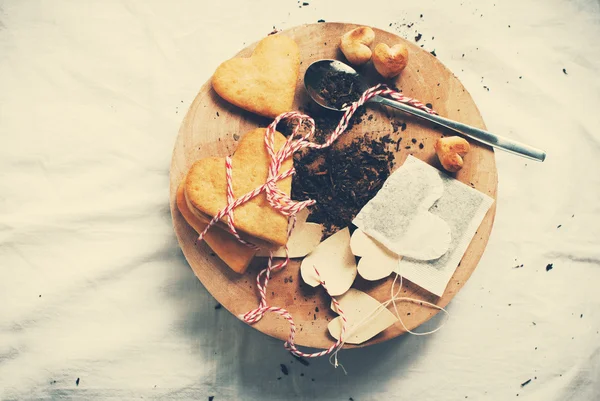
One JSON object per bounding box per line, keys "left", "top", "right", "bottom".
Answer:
{"left": 435, "top": 136, "right": 471, "bottom": 172}
{"left": 340, "top": 26, "right": 375, "bottom": 66}
{"left": 372, "top": 43, "right": 409, "bottom": 79}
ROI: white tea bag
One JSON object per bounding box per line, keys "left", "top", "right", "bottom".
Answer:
{"left": 352, "top": 155, "right": 452, "bottom": 260}
{"left": 394, "top": 157, "right": 495, "bottom": 296}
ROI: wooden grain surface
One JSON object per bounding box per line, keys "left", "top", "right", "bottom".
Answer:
{"left": 169, "top": 23, "right": 498, "bottom": 350}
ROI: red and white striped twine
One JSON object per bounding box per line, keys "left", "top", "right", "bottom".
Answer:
{"left": 196, "top": 84, "right": 436, "bottom": 358}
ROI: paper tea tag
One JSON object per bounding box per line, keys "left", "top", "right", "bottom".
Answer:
{"left": 256, "top": 208, "right": 324, "bottom": 258}
{"left": 328, "top": 288, "right": 397, "bottom": 344}
{"left": 350, "top": 228, "right": 400, "bottom": 281}
{"left": 300, "top": 227, "right": 357, "bottom": 296}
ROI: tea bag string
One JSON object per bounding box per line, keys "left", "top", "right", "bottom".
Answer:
{"left": 195, "top": 84, "right": 438, "bottom": 359}
{"left": 328, "top": 273, "right": 450, "bottom": 369}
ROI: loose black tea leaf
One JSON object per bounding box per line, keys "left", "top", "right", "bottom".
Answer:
{"left": 291, "top": 353, "right": 310, "bottom": 366}
{"left": 520, "top": 379, "right": 531, "bottom": 387}
{"left": 280, "top": 364, "right": 289, "bottom": 375}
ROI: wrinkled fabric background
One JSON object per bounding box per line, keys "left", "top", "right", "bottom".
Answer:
{"left": 1, "top": 0, "right": 599, "bottom": 400}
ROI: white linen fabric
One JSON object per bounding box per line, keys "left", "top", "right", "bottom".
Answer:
{"left": 1, "top": 0, "right": 599, "bottom": 400}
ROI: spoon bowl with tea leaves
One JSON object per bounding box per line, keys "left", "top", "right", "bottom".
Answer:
{"left": 304, "top": 59, "right": 546, "bottom": 162}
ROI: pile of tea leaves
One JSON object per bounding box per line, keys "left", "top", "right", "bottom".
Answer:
{"left": 288, "top": 124, "right": 399, "bottom": 237}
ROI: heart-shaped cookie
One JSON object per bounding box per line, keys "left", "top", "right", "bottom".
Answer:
{"left": 340, "top": 26, "right": 375, "bottom": 66}
{"left": 176, "top": 182, "right": 256, "bottom": 274}
{"left": 435, "top": 136, "right": 470, "bottom": 172}
{"left": 352, "top": 156, "right": 451, "bottom": 260}
{"left": 372, "top": 43, "right": 409, "bottom": 79}
{"left": 212, "top": 35, "right": 300, "bottom": 118}
{"left": 185, "top": 128, "right": 292, "bottom": 246}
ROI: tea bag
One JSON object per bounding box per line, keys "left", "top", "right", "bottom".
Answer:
{"left": 395, "top": 159, "right": 494, "bottom": 296}
{"left": 352, "top": 155, "right": 452, "bottom": 260}
{"left": 352, "top": 156, "right": 494, "bottom": 296}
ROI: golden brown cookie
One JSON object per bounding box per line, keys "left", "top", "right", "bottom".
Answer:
{"left": 212, "top": 35, "right": 300, "bottom": 118}
{"left": 340, "top": 27, "right": 375, "bottom": 66}
{"left": 176, "top": 183, "right": 256, "bottom": 274}
{"left": 435, "top": 136, "right": 471, "bottom": 172}
{"left": 183, "top": 183, "right": 277, "bottom": 251}
{"left": 185, "top": 128, "right": 292, "bottom": 246}
{"left": 372, "top": 43, "right": 409, "bottom": 79}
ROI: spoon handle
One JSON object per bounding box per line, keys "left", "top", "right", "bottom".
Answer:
{"left": 372, "top": 95, "right": 546, "bottom": 162}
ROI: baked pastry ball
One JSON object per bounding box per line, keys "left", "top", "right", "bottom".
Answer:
{"left": 340, "top": 26, "right": 375, "bottom": 66}
{"left": 435, "top": 136, "right": 470, "bottom": 172}
{"left": 372, "top": 43, "right": 409, "bottom": 78}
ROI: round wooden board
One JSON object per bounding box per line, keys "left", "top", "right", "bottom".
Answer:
{"left": 170, "top": 23, "right": 497, "bottom": 350}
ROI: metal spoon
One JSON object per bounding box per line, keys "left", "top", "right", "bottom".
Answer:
{"left": 304, "top": 59, "right": 546, "bottom": 162}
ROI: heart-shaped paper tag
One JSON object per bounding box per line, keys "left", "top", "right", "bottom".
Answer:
{"left": 256, "top": 208, "right": 324, "bottom": 258}
{"left": 352, "top": 156, "right": 452, "bottom": 260}
{"left": 350, "top": 228, "right": 400, "bottom": 281}
{"left": 212, "top": 35, "right": 300, "bottom": 118}
{"left": 328, "top": 288, "right": 398, "bottom": 344}
{"left": 185, "top": 128, "right": 292, "bottom": 246}
{"left": 300, "top": 227, "right": 357, "bottom": 296}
